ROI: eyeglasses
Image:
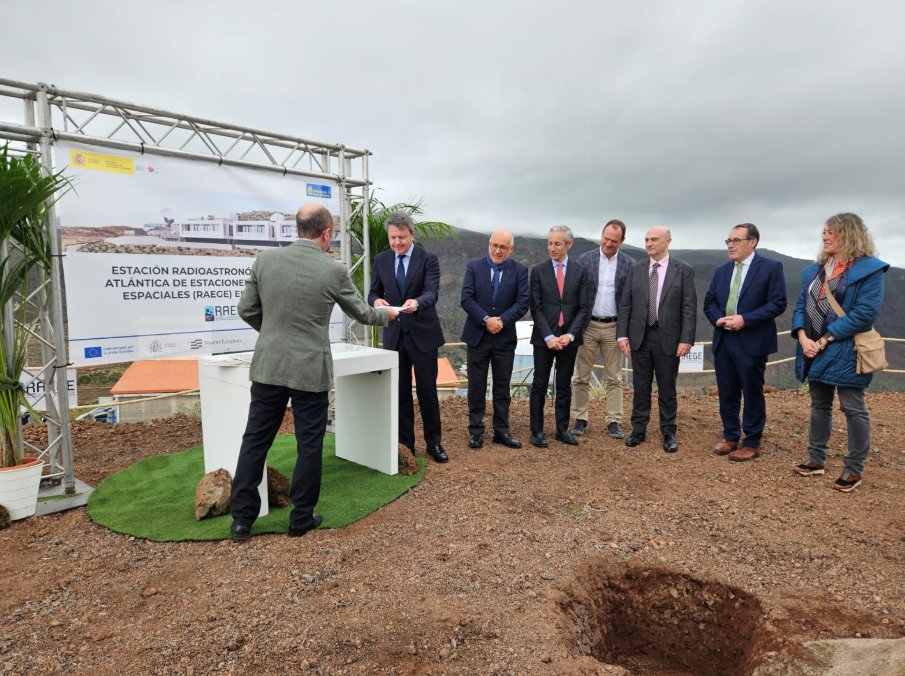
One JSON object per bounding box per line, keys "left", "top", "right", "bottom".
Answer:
{"left": 725, "top": 238, "right": 751, "bottom": 246}
{"left": 489, "top": 243, "right": 511, "bottom": 251}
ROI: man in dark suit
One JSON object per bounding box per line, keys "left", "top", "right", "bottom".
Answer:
{"left": 617, "top": 226, "right": 697, "bottom": 453}
{"left": 368, "top": 212, "right": 448, "bottom": 463}
{"left": 460, "top": 229, "right": 530, "bottom": 449}
{"left": 704, "top": 223, "right": 787, "bottom": 461}
{"left": 230, "top": 205, "right": 396, "bottom": 542}
{"left": 529, "top": 225, "right": 591, "bottom": 448}
{"left": 570, "top": 219, "right": 635, "bottom": 440}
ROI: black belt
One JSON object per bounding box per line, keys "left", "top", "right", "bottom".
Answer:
{"left": 591, "top": 316, "right": 617, "bottom": 323}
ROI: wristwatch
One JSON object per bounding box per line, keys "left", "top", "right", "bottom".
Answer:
{"left": 482, "top": 315, "right": 490, "bottom": 325}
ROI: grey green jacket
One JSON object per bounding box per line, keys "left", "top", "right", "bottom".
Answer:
{"left": 238, "top": 239, "right": 389, "bottom": 392}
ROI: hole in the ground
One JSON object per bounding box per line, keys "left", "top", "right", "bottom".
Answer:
{"left": 559, "top": 560, "right": 767, "bottom": 675}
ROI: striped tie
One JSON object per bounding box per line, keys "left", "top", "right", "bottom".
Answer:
{"left": 647, "top": 263, "right": 659, "bottom": 326}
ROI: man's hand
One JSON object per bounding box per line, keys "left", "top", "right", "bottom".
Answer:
{"left": 400, "top": 299, "right": 418, "bottom": 313}
{"left": 556, "top": 334, "right": 572, "bottom": 348}
{"left": 676, "top": 343, "right": 692, "bottom": 358}
{"left": 546, "top": 337, "right": 562, "bottom": 351}
{"left": 485, "top": 317, "right": 504, "bottom": 334}
{"left": 719, "top": 315, "right": 746, "bottom": 331}
{"left": 618, "top": 339, "right": 631, "bottom": 357}
{"left": 384, "top": 307, "right": 399, "bottom": 320}
{"left": 373, "top": 298, "right": 390, "bottom": 308}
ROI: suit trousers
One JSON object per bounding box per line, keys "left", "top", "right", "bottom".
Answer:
{"left": 571, "top": 320, "right": 624, "bottom": 425}
{"left": 530, "top": 338, "right": 578, "bottom": 435}
{"left": 806, "top": 381, "right": 871, "bottom": 479}
{"left": 714, "top": 334, "right": 767, "bottom": 447}
{"left": 231, "top": 382, "right": 329, "bottom": 529}
{"left": 630, "top": 325, "right": 680, "bottom": 437}
{"left": 397, "top": 333, "right": 442, "bottom": 449}
{"left": 466, "top": 335, "right": 516, "bottom": 438}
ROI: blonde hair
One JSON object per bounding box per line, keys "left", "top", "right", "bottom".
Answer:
{"left": 818, "top": 212, "right": 875, "bottom": 263}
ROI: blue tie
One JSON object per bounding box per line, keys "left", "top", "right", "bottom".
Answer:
{"left": 396, "top": 254, "right": 406, "bottom": 297}
{"left": 491, "top": 267, "right": 501, "bottom": 303}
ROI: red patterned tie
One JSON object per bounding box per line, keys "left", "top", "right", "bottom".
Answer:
{"left": 557, "top": 262, "right": 565, "bottom": 327}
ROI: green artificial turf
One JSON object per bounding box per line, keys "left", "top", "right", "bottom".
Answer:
{"left": 86, "top": 434, "right": 424, "bottom": 542}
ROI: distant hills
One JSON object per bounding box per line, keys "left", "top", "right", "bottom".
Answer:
{"left": 428, "top": 227, "right": 905, "bottom": 390}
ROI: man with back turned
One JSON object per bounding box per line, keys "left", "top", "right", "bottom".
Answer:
{"left": 230, "top": 204, "right": 397, "bottom": 542}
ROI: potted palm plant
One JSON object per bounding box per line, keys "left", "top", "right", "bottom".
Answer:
{"left": 0, "top": 143, "right": 72, "bottom": 520}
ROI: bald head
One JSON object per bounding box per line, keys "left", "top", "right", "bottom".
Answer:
{"left": 488, "top": 229, "right": 515, "bottom": 264}
{"left": 296, "top": 204, "right": 334, "bottom": 240}
{"left": 644, "top": 225, "right": 672, "bottom": 261}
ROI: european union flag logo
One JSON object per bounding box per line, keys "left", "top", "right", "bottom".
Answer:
{"left": 84, "top": 346, "right": 103, "bottom": 359}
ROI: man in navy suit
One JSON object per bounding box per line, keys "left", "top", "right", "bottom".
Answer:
{"left": 529, "top": 225, "right": 592, "bottom": 448}
{"left": 368, "top": 212, "right": 448, "bottom": 463}
{"left": 704, "top": 223, "right": 787, "bottom": 461}
{"left": 460, "top": 230, "right": 530, "bottom": 449}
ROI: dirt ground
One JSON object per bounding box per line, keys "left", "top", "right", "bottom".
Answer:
{"left": 2, "top": 390, "right": 904, "bottom": 675}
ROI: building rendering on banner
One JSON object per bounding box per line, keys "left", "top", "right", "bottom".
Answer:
{"left": 161, "top": 211, "right": 339, "bottom": 248}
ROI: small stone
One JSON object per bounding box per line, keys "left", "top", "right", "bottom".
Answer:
{"left": 539, "top": 652, "right": 552, "bottom": 663}
{"left": 141, "top": 588, "right": 159, "bottom": 598}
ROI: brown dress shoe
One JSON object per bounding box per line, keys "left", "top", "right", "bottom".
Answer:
{"left": 728, "top": 447, "right": 760, "bottom": 462}
{"left": 713, "top": 440, "right": 739, "bottom": 456}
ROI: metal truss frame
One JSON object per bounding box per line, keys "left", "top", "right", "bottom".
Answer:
{"left": 0, "top": 77, "right": 372, "bottom": 494}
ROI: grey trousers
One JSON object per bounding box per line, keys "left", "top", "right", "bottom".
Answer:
{"left": 807, "top": 381, "right": 871, "bottom": 479}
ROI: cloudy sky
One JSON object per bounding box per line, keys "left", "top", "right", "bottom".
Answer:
{"left": 2, "top": 0, "right": 903, "bottom": 265}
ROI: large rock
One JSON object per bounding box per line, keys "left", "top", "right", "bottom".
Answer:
{"left": 804, "top": 638, "right": 905, "bottom": 675}
{"left": 398, "top": 444, "right": 419, "bottom": 476}
{"left": 0, "top": 504, "right": 10, "bottom": 530}
{"left": 267, "top": 467, "right": 290, "bottom": 507}
{"left": 194, "top": 468, "right": 232, "bottom": 520}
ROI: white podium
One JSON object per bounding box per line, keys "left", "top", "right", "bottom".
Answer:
{"left": 198, "top": 344, "right": 399, "bottom": 518}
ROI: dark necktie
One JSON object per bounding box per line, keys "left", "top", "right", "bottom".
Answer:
{"left": 491, "top": 266, "right": 501, "bottom": 303}
{"left": 647, "top": 263, "right": 659, "bottom": 326}
{"left": 396, "top": 254, "right": 406, "bottom": 296}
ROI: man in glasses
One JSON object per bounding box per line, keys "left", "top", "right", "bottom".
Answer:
{"left": 704, "top": 223, "right": 787, "bottom": 462}
{"left": 460, "top": 230, "right": 530, "bottom": 449}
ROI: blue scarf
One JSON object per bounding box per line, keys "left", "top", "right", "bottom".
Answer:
{"left": 484, "top": 252, "right": 512, "bottom": 273}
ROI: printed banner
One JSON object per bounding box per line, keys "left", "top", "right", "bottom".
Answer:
{"left": 64, "top": 252, "right": 257, "bottom": 365}
{"left": 54, "top": 141, "right": 346, "bottom": 365}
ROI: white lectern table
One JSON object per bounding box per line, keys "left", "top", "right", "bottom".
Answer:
{"left": 198, "top": 344, "right": 399, "bottom": 517}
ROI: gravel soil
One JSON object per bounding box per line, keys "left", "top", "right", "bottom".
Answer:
{"left": 2, "top": 390, "right": 904, "bottom": 675}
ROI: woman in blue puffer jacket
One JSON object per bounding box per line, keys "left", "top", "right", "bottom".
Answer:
{"left": 790, "top": 213, "right": 889, "bottom": 493}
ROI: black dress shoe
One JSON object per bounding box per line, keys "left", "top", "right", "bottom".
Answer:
{"left": 492, "top": 433, "right": 522, "bottom": 449}
{"left": 607, "top": 422, "right": 625, "bottom": 439}
{"left": 231, "top": 522, "right": 252, "bottom": 543}
{"left": 554, "top": 430, "right": 580, "bottom": 446}
{"left": 288, "top": 514, "right": 323, "bottom": 537}
{"left": 427, "top": 445, "right": 449, "bottom": 463}
{"left": 468, "top": 434, "right": 484, "bottom": 449}
{"left": 570, "top": 419, "right": 587, "bottom": 437}
{"left": 625, "top": 432, "right": 646, "bottom": 447}
{"left": 530, "top": 433, "right": 548, "bottom": 448}
{"left": 663, "top": 434, "right": 679, "bottom": 453}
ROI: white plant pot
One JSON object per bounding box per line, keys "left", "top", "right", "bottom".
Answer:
{"left": 0, "top": 458, "right": 44, "bottom": 521}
